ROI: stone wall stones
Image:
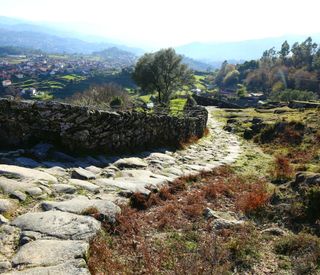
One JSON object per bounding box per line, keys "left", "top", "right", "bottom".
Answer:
{"left": 193, "top": 95, "right": 242, "bottom": 108}
{"left": 0, "top": 99, "right": 208, "bottom": 153}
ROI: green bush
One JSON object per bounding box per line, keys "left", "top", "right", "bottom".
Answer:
{"left": 259, "top": 121, "right": 305, "bottom": 145}
{"left": 275, "top": 233, "right": 320, "bottom": 274}
{"left": 269, "top": 89, "right": 318, "bottom": 102}
{"left": 110, "top": 96, "right": 123, "bottom": 107}
{"left": 227, "top": 225, "right": 261, "bottom": 270}
{"left": 303, "top": 186, "right": 320, "bottom": 223}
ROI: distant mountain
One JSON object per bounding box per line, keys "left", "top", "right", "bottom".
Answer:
{"left": 0, "top": 16, "right": 145, "bottom": 55}
{"left": 0, "top": 46, "right": 43, "bottom": 56}
{"left": 182, "top": 56, "right": 211, "bottom": 71}
{"left": 93, "top": 47, "right": 137, "bottom": 65}
{"left": 176, "top": 35, "right": 320, "bottom": 62}
{"left": 0, "top": 28, "right": 101, "bottom": 54}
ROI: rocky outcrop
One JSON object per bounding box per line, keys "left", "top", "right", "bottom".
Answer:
{"left": 0, "top": 99, "right": 208, "bottom": 153}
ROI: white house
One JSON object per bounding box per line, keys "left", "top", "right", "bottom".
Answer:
{"left": 2, "top": 80, "right": 12, "bottom": 87}
{"left": 21, "top": 88, "right": 37, "bottom": 97}
{"left": 191, "top": 88, "right": 202, "bottom": 95}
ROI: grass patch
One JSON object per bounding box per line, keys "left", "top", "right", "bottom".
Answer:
{"left": 169, "top": 98, "right": 187, "bottom": 116}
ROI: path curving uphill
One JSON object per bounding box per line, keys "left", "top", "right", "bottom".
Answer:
{"left": 0, "top": 107, "right": 242, "bottom": 274}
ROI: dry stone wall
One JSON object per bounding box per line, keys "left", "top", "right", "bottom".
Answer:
{"left": 0, "top": 99, "right": 208, "bottom": 153}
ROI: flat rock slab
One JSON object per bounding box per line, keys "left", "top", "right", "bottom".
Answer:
{"left": 11, "top": 211, "right": 101, "bottom": 240}
{"left": 52, "top": 184, "right": 77, "bottom": 194}
{"left": 10, "top": 191, "right": 27, "bottom": 202}
{"left": 0, "top": 165, "right": 57, "bottom": 183}
{"left": 41, "top": 166, "right": 68, "bottom": 177}
{"left": 41, "top": 198, "right": 120, "bottom": 222}
{"left": 119, "top": 169, "right": 170, "bottom": 181}
{"left": 148, "top": 153, "right": 176, "bottom": 164}
{"left": 114, "top": 157, "right": 148, "bottom": 169}
{"left": 204, "top": 209, "right": 244, "bottom": 230}
{"left": 0, "top": 177, "right": 37, "bottom": 195}
{"left": 68, "top": 179, "right": 100, "bottom": 193}
{"left": 84, "top": 165, "right": 102, "bottom": 174}
{"left": 4, "top": 260, "right": 90, "bottom": 275}
{"left": 95, "top": 178, "right": 155, "bottom": 195}
{"left": 25, "top": 187, "right": 43, "bottom": 197}
{"left": 72, "top": 168, "right": 96, "bottom": 180}
{"left": 12, "top": 240, "right": 88, "bottom": 267}
{"left": 166, "top": 167, "right": 184, "bottom": 176}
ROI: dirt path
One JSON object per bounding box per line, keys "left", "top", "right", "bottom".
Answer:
{"left": 0, "top": 107, "right": 243, "bottom": 274}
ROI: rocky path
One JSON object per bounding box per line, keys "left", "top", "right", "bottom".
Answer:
{"left": 0, "top": 107, "right": 241, "bottom": 274}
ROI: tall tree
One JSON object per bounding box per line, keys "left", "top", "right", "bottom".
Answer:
{"left": 260, "top": 47, "right": 277, "bottom": 67}
{"left": 132, "top": 48, "right": 194, "bottom": 104}
{"left": 291, "top": 37, "right": 318, "bottom": 69}
{"left": 279, "top": 40, "right": 290, "bottom": 60}
{"left": 312, "top": 47, "right": 320, "bottom": 70}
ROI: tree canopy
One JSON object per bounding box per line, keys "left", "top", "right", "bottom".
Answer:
{"left": 212, "top": 37, "right": 320, "bottom": 99}
{"left": 132, "top": 48, "right": 194, "bottom": 104}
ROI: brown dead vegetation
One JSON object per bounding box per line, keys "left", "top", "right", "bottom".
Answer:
{"left": 88, "top": 166, "right": 270, "bottom": 274}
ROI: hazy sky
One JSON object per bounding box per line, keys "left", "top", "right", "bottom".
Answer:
{"left": 0, "top": 0, "right": 319, "bottom": 48}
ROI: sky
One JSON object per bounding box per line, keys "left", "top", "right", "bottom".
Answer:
{"left": 0, "top": 0, "right": 319, "bottom": 48}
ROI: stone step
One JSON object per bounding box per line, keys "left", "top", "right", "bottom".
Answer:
{"left": 11, "top": 211, "right": 101, "bottom": 241}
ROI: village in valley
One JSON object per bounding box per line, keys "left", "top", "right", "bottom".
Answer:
{"left": 0, "top": 49, "right": 136, "bottom": 99}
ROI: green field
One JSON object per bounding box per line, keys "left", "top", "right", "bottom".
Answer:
{"left": 169, "top": 98, "right": 187, "bottom": 115}
{"left": 194, "top": 74, "right": 207, "bottom": 90}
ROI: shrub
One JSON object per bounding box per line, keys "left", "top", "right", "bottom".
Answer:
{"left": 202, "top": 181, "right": 231, "bottom": 200}
{"left": 130, "top": 192, "right": 149, "bottom": 210}
{"left": 182, "top": 191, "right": 205, "bottom": 219}
{"left": 178, "top": 135, "right": 200, "bottom": 149}
{"left": 67, "top": 83, "right": 132, "bottom": 110}
{"left": 304, "top": 186, "right": 320, "bottom": 223}
{"left": 236, "top": 182, "right": 270, "bottom": 215}
{"left": 259, "top": 121, "right": 305, "bottom": 145}
{"left": 275, "top": 233, "right": 320, "bottom": 274}
{"left": 88, "top": 233, "right": 125, "bottom": 274}
{"left": 156, "top": 203, "right": 179, "bottom": 230}
{"left": 169, "top": 178, "right": 188, "bottom": 193}
{"left": 203, "top": 127, "right": 210, "bottom": 137}
{"left": 110, "top": 96, "right": 123, "bottom": 107}
{"left": 269, "top": 89, "right": 318, "bottom": 102}
{"left": 227, "top": 224, "right": 261, "bottom": 270}
{"left": 158, "top": 186, "right": 174, "bottom": 201}
{"left": 272, "top": 155, "right": 294, "bottom": 182}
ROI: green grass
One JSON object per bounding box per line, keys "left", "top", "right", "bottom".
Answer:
{"left": 175, "top": 90, "right": 192, "bottom": 96}
{"left": 194, "top": 74, "right": 207, "bottom": 90}
{"left": 213, "top": 107, "right": 317, "bottom": 125}
{"left": 169, "top": 98, "right": 187, "bottom": 115}
{"left": 139, "top": 94, "right": 153, "bottom": 103}
{"left": 32, "top": 92, "right": 53, "bottom": 100}
{"left": 59, "top": 74, "right": 86, "bottom": 82}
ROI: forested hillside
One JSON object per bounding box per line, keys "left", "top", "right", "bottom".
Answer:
{"left": 212, "top": 37, "right": 320, "bottom": 100}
